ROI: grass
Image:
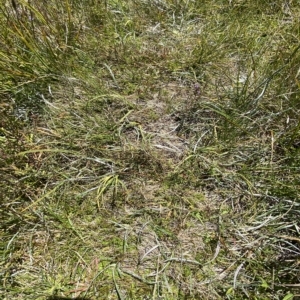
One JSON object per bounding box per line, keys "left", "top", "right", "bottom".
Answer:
{"left": 1, "top": 0, "right": 300, "bottom": 299}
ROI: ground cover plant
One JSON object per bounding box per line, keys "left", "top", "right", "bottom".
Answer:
{"left": 1, "top": 0, "right": 300, "bottom": 299}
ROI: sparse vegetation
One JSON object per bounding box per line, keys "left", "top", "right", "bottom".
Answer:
{"left": 1, "top": 0, "right": 300, "bottom": 299}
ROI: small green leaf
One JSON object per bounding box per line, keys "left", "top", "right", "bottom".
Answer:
{"left": 260, "top": 278, "right": 269, "bottom": 289}
{"left": 283, "top": 292, "right": 294, "bottom": 300}
{"left": 226, "top": 287, "right": 234, "bottom": 295}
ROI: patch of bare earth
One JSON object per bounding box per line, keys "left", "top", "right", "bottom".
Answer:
{"left": 124, "top": 82, "right": 191, "bottom": 160}
{"left": 111, "top": 82, "right": 228, "bottom": 297}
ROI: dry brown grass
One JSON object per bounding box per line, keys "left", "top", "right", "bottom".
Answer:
{"left": 1, "top": 1, "right": 300, "bottom": 299}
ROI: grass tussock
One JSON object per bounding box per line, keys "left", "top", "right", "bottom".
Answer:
{"left": 1, "top": 0, "right": 300, "bottom": 299}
